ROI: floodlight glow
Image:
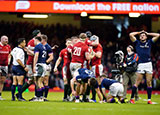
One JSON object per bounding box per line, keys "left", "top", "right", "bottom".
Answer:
{"left": 89, "top": 15, "right": 113, "bottom": 20}
{"left": 129, "top": 13, "right": 141, "bottom": 18}
{"left": 81, "top": 12, "right": 88, "bottom": 17}
{"left": 23, "top": 14, "right": 48, "bottom": 18}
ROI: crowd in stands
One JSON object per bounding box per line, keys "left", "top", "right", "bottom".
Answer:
{"left": 0, "top": 20, "right": 160, "bottom": 91}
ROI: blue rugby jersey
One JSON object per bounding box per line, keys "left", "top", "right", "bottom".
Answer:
{"left": 34, "top": 43, "right": 47, "bottom": 63}
{"left": 44, "top": 43, "right": 53, "bottom": 59}
{"left": 76, "top": 68, "right": 95, "bottom": 83}
{"left": 101, "top": 78, "right": 118, "bottom": 89}
{"left": 134, "top": 39, "right": 154, "bottom": 63}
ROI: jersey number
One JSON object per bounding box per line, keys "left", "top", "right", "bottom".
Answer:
{"left": 73, "top": 47, "right": 81, "bottom": 56}
{"left": 42, "top": 51, "right": 47, "bottom": 58}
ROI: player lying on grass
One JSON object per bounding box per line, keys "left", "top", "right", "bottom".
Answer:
{"left": 70, "top": 68, "right": 103, "bottom": 103}
{"left": 93, "top": 74, "right": 128, "bottom": 103}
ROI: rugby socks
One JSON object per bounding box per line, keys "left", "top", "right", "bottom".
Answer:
{"left": 11, "top": 85, "right": 16, "bottom": 99}
{"left": 64, "top": 84, "right": 69, "bottom": 99}
{"left": 147, "top": 87, "right": 152, "bottom": 100}
{"left": 67, "top": 85, "right": 72, "bottom": 97}
{"left": 37, "top": 88, "right": 43, "bottom": 97}
{"left": 131, "top": 85, "right": 137, "bottom": 99}
{"left": 21, "top": 82, "right": 30, "bottom": 93}
{"left": 35, "top": 85, "right": 38, "bottom": 97}
{"left": 91, "top": 87, "right": 96, "bottom": 100}
{"left": 44, "top": 86, "right": 49, "bottom": 98}
{"left": 110, "top": 98, "right": 115, "bottom": 103}
{"left": 18, "top": 85, "right": 23, "bottom": 99}
{"left": 0, "top": 92, "right": 1, "bottom": 96}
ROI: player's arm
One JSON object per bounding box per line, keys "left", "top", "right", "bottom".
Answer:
{"left": 85, "top": 52, "right": 91, "bottom": 60}
{"left": 95, "top": 51, "right": 102, "bottom": 58}
{"left": 95, "top": 88, "right": 103, "bottom": 102}
{"left": 46, "top": 53, "right": 53, "bottom": 64}
{"left": 51, "top": 45, "right": 59, "bottom": 50}
{"left": 24, "top": 47, "right": 34, "bottom": 56}
{"left": 102, "top": 88, "right": 107, "bottom": 100}
{"left": 70, "top": 77, "right": 77, "bottom": 95}
{"left": 33, "top": 52, "right": 39, "bottom": 73}
{"left": 147, "top": 32, "right": 160, "bottom": 42}
{"left": 129, "top": 32, "right": 140, "bottom": 42}
{"left": 8, "top": 53, "right": 11, "bottom": 65}
{"left": 53, "top": 56, "right": 62, "bottom": 72}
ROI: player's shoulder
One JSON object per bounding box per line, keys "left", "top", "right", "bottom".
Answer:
{"left": 27, "top": 39, "right": 34, "bottom": 45}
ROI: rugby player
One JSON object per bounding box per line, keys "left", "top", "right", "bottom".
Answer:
{"left": 33, "top": 36, "right": 47, "bottom": 101}
{"left": 0, "top": 35, "right": 11, "bottom": 100}
{"left": 90, "top": 35, "right": 103, "bottom": 102}
{"left": 11, "top": 38, "right": 29, "bottom": 101}
{"left": 70, "top": 68, "right": 103, "bottom": 103}
{"left": 41, "top": 35, "right": 53, "bottom": 101}
{"left": 129, "top": 30, "right": 160, "bottom": 104}
{"left": 54, "top": 38, "right": 72, "bottom": 101}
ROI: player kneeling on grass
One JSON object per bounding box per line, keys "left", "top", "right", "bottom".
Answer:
{"left": 99, "top": 74, "right": 128, "bottom": 104}
{"left": 70, "top": 68, "right": 103, "bottom": 103}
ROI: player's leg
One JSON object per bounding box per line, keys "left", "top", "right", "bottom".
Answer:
{"left": 122, "top": 72, "right": 129, "bottom": 99}
{"left": 130, "top": 73, "right": 143, "bottom": 103}
{"left": 130, "top": 73, "right": 139, "bottom": 101}
{"left": 11, "top": 76, "right": 17, "bottom": 101}
{"left": 36, "top": 77, "right": 44, "bottom": 101}
{"left": 75, "top": 82, "right": 81, "bottom": 103}
{"left": 43, "top": 75, "right": 49, "bottom": 101}
{"left": 0, "top": 76, "right": 6, "bottom": 100}
{"left": 17, "top": 75, "right": 25, "bottom": 101}
{"left": 62, "top": 66, "right": 69, "bottom": 101}
{"left": 146, "top": 73, "right": 153, "bottom": 104}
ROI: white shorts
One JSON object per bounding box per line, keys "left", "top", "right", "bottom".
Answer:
{"left": 45, "top": 64, "right": 51, "bottom": 76}
{"left": 91, "top": 64, "right": 103, "bottom": 78}
{"left": 108, "top": 83, "right": 124, "bottom": 97}
{"left": 26, "top": 65, "right": 33, "bottom": 77}
{"left": 34, "top": 63, "right": 47, "bottom": 77}
{"left": 0, "top": 66, "right": 8, "bottom": 76}
{"left": 70, "top": 62, "right": 82, "bottom": 78}
{"left": 137, "top": 62, "right": 153, "bottom": 74}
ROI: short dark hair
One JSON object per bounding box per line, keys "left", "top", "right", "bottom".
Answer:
{"left": 35, "top": 36, "right": 42, "bottom": 42}
{"left": 100, "top": 74, "right": 107, "bottom": 78}
{"left": 71, "top": 36, "right": 79, "bottom": 40}
{"left": 90, "top": 77, "right": 97, "bottom": 87}
{"left": 41, "top": 34, "right": 48, "bottom": 41}
{"left": 127, "top": 45, "right": 134, "bottom": 51}
{"left": 79, "top": 33, "right": 87, "bottom": 40}
{"left": 32, "top": 29, "right": 41, "bottom": 37}
{"left": 86, "top": 31, "right": 92, "bottom": 38}
{"left": 18, "top": 38, "right": 25, "bottom": 45}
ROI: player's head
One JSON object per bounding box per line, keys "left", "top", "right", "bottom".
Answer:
{"left": 127, "top": 45, "right": 134, "bottom": 53}
{"left": 79, "top": 33, "right": 87, "bottom": 42}
{"left": 0, "top": 35, "right": 8, "bottom": 45}
{"left": 41, "top": 34, "right": 48, "bottom": 44}
{"left": 18, "top": 38, "right": 26, "bottom": 48}
{"left": 89, "top": 77, "right": 97, "bottom": 87}
{"left": 34, "top": 36, "right": 42, "bottom": 45}
{"left": 90, "top": 35, "right": 99, "bottom": 46}
{"left": 65, "top": 38, "right": 72, "bottom": 47}
{"left": 139, "top": 31, "right": 147, "bottom": 42}
{"left": 32, "top": 29, "right": 41, "bottom": 38}
{"left": 71, "top": 36, "right": 79, "bottom": 45}
{"left": 85, "top": 31, "right": 92, "bottom": 38}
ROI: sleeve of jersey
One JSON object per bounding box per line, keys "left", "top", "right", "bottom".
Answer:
{"left": 59, "top": 50, "right": 63, "bottom": 58}
{"left": 94, "top": 81, "right": 99, "bottom": 89}
{"left": 48, "top": 46, "right": 53, "bottom": 55}
{"left": 101, "top": 80, "right": 105, "bottom": 89}
{"left": 133, "top": 40, "right": 138, "bottom": 45}
{"left": 34, "top": 46, "right": 39, "bottom": 53}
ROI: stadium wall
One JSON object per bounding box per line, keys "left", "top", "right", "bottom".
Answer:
{"left": 152, "top": 16, "right": 160, "bottom": 32}
{"left": 0, "top": 13, "right": 81, "bottom": 28}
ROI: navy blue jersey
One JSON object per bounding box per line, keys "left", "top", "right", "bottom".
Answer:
{"left": 101, "top": 78, "right": 118, "bottom": 89}
{"left": 44, "top": 43, "right": 53, "bottom": 59}
{"left": 134, "top": 39, "right": 154, "bottom": 63}
{"left": 76, "top": 68, "right": 95, "bottom": 83}
{"left": 34, "top": 43, "right": 47, "bottom": 63}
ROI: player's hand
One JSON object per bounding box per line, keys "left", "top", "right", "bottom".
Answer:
{"left": 123, "top": 63, "right": 127, "bottom": 67}
{"left": 72, "top": 91, "right": 76, "bottom": 96}
{"left": 24, "top": 67, "right": 29, "bottom": 72}
{"left": 54, "top": 67, "right": 58, "bottom": 73}
{"left": 52, "top": 45, "right": 59, "bottom": 50}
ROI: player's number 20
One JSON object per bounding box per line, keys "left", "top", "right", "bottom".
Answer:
{"left": 73, "top": 47, "right": 81, "bottom": 56}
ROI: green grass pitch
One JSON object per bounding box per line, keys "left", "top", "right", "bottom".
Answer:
{"left": 0, "top": 91, "right": 160, "bottom": 115}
